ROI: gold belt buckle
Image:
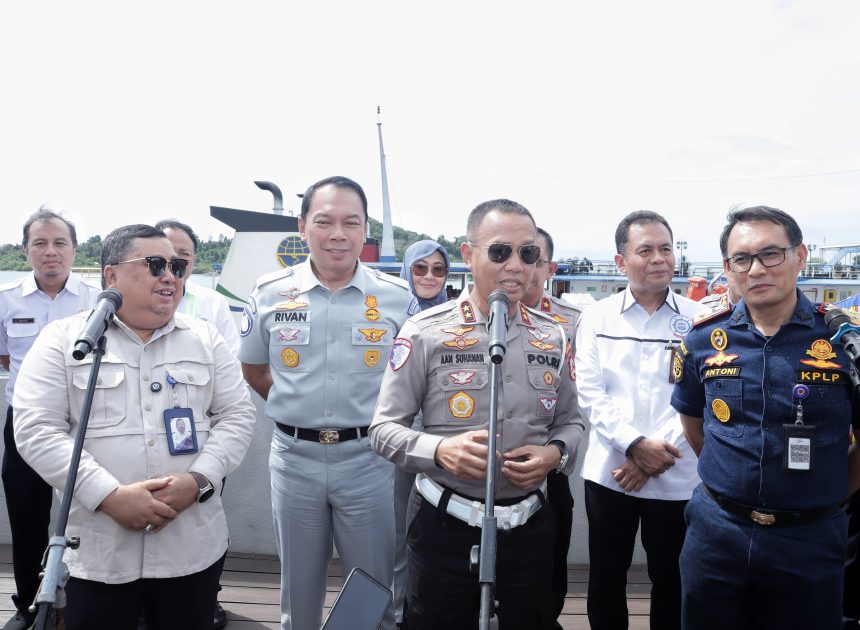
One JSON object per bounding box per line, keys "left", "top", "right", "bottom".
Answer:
{"left": 319, "top": 430, "right": 340, "bottom": 444}
{"left": 750, "top": 510, "right": 775, "bottom": 526}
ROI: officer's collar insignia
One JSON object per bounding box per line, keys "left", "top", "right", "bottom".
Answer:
{"left": 442, "top": 325, "right": 475, "bottom": 337}
{"left": 710, "top": 328, "right": 728, "bottom": 352}
{"left": 460, "top": 301, "right": 477, "bottom": 323}
{"left": 365, "top": 295, "right": 378, "bottom": 308}
{"left": 540, "top": 297, "right": 551, "bottom": 312}
{"left": 799, "top": 339, "right": 842, "bottom": 369}
{"left": 519, "top": 304, "right": 532, "bottom": 325}
{"left": 278, "top": 287, "right": 301, "bottom": 300}
{"left": 275, "top": 299, "right": 308, "bottom": 311}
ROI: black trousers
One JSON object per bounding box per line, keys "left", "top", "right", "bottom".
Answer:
{"left": 64, "top": 558, "right": 221, "bottom": 630}
{"left": 1, "top": 405, "right": 53, "bottom": 615}
{"left": 845, "top": 491, "right": 860, "bottom": 622}
{"left": 404, "top": 489, "right": 555, "bottom": 630}
{"left": 584, "top": 480, "right": 687, "bottom": 630}
{"left": 546, "top": 470, "right": 573, "bottom": 628}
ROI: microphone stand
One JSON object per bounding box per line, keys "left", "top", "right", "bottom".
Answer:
{"left": 472, "top": 306, "right": 506, "bottom": 630}
{"left": 32, "top": 335, "right": 108, "bottom": 630}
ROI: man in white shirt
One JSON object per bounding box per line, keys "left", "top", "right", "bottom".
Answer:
{"left": 0, "top": 208, "right": 101, "bottom": 630}
{"left": 575, "top": 210, "right": 700, "bottom": 630}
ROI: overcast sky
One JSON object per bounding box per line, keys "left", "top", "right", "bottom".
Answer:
{"left": 2, "top": 1, "right": 860, "bottom": 264}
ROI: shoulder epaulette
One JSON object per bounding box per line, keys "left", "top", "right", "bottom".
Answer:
{"left": 365, "top": 267, "right": 410, "bottom": 291}
{"left": 692, "top": 298, "right": 732, "bottom": 327}
{"left": 255, "top": 267, "right": 294, "bottom": 287}
{"left": 410, "top": 300, "right": 458, "bottom": 324}
{"left": 548, "top": 294, "right": 583, "bottom": 315}
{"left": 522, "top": 303, "right": 559, "bottom": 327}
{"left": 0, "top": 276, "right": 27, "bottom": 292}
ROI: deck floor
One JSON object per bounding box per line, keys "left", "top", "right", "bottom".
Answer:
{"left": 0, "top": 545, "right": 653, "bottom": 629}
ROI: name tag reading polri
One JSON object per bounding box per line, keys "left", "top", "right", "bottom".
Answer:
{"left": 164, "top": 407, "right": 198, "bottom": 455}
{"left": 782, "top": 423, "right": 815, "bottom": 473}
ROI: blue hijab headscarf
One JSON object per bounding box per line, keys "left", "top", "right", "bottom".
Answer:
{"left": 400, "top": 239, "right": 451, "bottom": 311}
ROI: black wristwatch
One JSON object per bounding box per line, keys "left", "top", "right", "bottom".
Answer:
{"left": 547, "top": 440, "right": 569, "bottom": 473}
{"left": 190, "top": 471, "right": 215, "bottom": 503}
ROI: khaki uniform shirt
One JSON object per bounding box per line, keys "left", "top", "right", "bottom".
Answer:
{"left": 13, "top": 312, "right": 256, "bottom": 583}
{"left": 370, "top": 287, "right": 584, "bottom": 499}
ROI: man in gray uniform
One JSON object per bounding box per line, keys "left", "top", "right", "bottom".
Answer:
{"left": 521, "top": 226, "right": 582, "bottom": 629}
{"left": 370, "top": 199, "right": 584, "bottom": 629}
{"left": 239, "top": 176, "right": 416, "bottom": 630}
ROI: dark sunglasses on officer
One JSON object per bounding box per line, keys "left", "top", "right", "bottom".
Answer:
{"left": 470, "top": 242, "right": 542, "bottom": 265}
{"left": 113, "top": 256, "right": 190, "bottom": 278}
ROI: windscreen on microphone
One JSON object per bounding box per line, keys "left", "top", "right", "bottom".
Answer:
{"left": 72, "top": 289, "right": 123, "bottom": 360}
{"left": 97, "top": 289, "right": 123, "bottom": 312}
{"left": 487, "top": 290, "right": 510, "bottom": 364}
{"left": 824, "top": 307, "right": 854, "bottom": 332}
{"left": 487, "top": 290, "right": 510, "bottom": 311}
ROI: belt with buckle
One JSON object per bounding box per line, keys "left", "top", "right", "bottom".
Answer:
{"left": 415, "top": 473, "right": 541, "bottom": 531}
{"left": 702, "top": 484, "right": 839, "bottom": 526}
{"left": 276, "top": 423, "right": 369, "bottom": 444}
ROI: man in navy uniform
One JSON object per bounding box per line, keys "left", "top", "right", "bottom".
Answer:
{"left": 672, "top": 205, "right": 860, "bottom": 629}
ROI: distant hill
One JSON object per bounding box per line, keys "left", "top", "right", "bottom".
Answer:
{"left": 0, "top": 222, "right": 467, "bottom": 271}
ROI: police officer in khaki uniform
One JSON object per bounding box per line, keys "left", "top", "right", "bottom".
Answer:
{"left": 521, "top": 227, "right": 582, "bottom": 629}
{"left": 370, "top": 199, "right": 584, "bottom": 629}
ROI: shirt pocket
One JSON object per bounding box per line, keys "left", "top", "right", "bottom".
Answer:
{"left": 269, "top": 323, "right": 311, "bottom": 374}
{"left": 704, "top": 378, "right": 744, "bottom": 438}
{"left": 6, "top": 321, "right": 39, "bottom": 356}
{"left": 434, "top": 367, "right": 489, "bottom": 426}
{"left": 71, "top": 365, "right": 127, "bottom": 429}
{"left": 350, "top": 323, "right": 395, "bottom": 374}
{"left": 805, "top": 380, "right": 851, "bottom": 445}
{"left": 527, "top": 366, "right": 559, "bottom": 419}
{"left": 164, "top": 362, "right": 212, "bottom": 413}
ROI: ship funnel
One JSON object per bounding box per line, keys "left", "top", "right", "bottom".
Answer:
{"left": 254, "top": 181, "right": 284, "bottom": 215}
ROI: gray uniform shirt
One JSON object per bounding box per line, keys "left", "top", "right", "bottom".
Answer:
{"left": 370, "top": 287, "right": 584, "bottom": 499}
{"left": 238, "top": 260, "right": 417, "bottom": 428}
{"left": 533, "top": 292, "right": 582, "bottom": 351}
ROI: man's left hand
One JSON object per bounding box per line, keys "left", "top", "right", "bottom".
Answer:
{"left": 501, "top": 444, "right": 560, "bottom": 490}
{"left": 151, "top": 473, "right": 199, "bottom": 514}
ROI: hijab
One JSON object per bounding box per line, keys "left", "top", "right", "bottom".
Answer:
{"left": 400, "top": 239, "right": 451, "bottom": 311}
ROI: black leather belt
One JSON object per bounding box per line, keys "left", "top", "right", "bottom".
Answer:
{"left": 702, "top": 484, "right": 839, "bottom": 526}
{"left": 276, "top": 423, "right": 369, "bottom": 444}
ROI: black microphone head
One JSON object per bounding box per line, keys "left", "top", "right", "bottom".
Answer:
{"left": 487, "top": 290, "right": 510, "bottom": 308}
{"left": 98, "top": 288, "right": 123, "bottom": 311}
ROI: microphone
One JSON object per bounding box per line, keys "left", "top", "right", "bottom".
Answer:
{"left": 73, "top": 289, "right": 123, "bottom": 360}
{"left": 824, "top": 306, "right": 860, "bottom": 369}
{"left": 487, "top": 290, "right": 510, "bottom": 364}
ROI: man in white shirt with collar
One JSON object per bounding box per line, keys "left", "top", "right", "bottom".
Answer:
{"left": 575, "top": 210, "right": 700, "bottom": 630}
{"left": 0, "top": 207, "right": 100, "bottom": 630}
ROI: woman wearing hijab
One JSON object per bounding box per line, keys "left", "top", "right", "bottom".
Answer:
{"left": 393, "top": 239, "right": 450, "bottom": 626}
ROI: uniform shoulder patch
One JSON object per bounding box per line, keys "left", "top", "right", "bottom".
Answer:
{"left": 367, "top": 267, "right": 411, "bottom": 291}
{"left": 693, "top": 298, "right": 732, "bottom": 327}
{"left": 256, "top": 267, "right": 294, "bottom": 287}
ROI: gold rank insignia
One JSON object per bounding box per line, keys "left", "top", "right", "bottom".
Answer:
{"left": 275, "top": 299, "right": 309, "bottom": 311}
{"left": 358, "top": 328, "right": 387, "bottom": 343}
{"left": 519, "top": 304, "right": 532, "bottom": 325}
{"left": 365, "top": 308, "right": 381, "bottom": 321}
{"left": 365, "top": 295, "right": 378, "bottom": 308}
{"left": 460, "top": 301, "right": 476, "bottom": 323}
{"left": 711, "top": 398, "right": 731, "bottom": 423}
{"left": 448, "top": 391, "right": 476, "bottom": 418}
{"left": 543, "top": 371, "right": 554, "bottom": 385}
{"left": 550, "top": 313, "right": 569, "bottom": 324}
{"left": 529, "top": 340, "right": 555, "bottom": 351}
{"left": 540, "top": 297, "right": 551, "bottom": 312}
{"left": 443, "top": 337, "right": 480, "bottom": 350}
{"left": 704, "top": 327, "right": 739, "bottom": 367}
{"left": 442, "top": 325, "right": 476, "bottom": 337}
{"left": 672, "top": 352, "right": 684, "bottom": 382}
{"left": 281, "top": 347, "right": 299, "bottom": 368}
{"left": 364, "top": 350, "right": 380, "bottom": 368}
{"left": 799, "top": 339, "right": 842, "bottom": 369}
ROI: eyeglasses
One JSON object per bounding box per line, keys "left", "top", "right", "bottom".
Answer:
{"left": 470, "top": 242, "right": 542, "bottom": 265}
{"left": 113, "top": 256, "right": 190, "bottom": 278}
{"left": 725, "top": 246, "right": 795, "bottom": 273}
{"left": 535, "top": 258, "right": 553, "bottom": 268}
{"left": 411, "top": 262, "right": 448, "bottom": 278}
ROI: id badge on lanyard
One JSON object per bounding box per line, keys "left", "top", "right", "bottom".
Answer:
{"left": 164, "top": 372, "right": 198, "bottom": 456}
{"left": 783, "top": 384, "right": 815, "bottom": 473}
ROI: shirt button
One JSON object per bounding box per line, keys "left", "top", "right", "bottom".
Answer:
{"left": 96, "top": 378, "right": 102, "bottom": 385}
{"left": 329, "top": 337, "right": 336, "bottom": 344}
{"left": 329, "top": 374, "right": 335, "bottom": 380}
{"left": 145, "top": 404, "right": 151, "bottom": 411}
{"left": 150, "top": 382, "right": 162, "bottom": 393}
{"left": 188, "top": 375, "right": 194, "bottom": 382}
{"left": 506, "top": 412, "right": 513, "bottom": 419}
{"left": 505, "top": 376, "right": 512, "bottom": 383}
{"left": 326, "top": 411, "right": 333, "bottom": 417}
{"left": 143, "top": 375, "right": 150, "bottom": 382}
{"left": 766, "top": 346, "right": 773, "bottom": 352}
{"left": 148, "top": 439, "right": 155, "bottom": 446}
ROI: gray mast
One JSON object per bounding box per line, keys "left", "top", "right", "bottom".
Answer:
{"left": 377, "top": 106, "right": 396, "bottom": 262}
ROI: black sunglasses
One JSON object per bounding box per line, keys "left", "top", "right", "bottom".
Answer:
{"left": 411, "top": 262, "right": 448, "bottom": 278}
{"left": 114, "top": 256, "right": 189, "bottom": 278}
{"left": 470, "top": 242, "right": 542, "bottom": 265}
